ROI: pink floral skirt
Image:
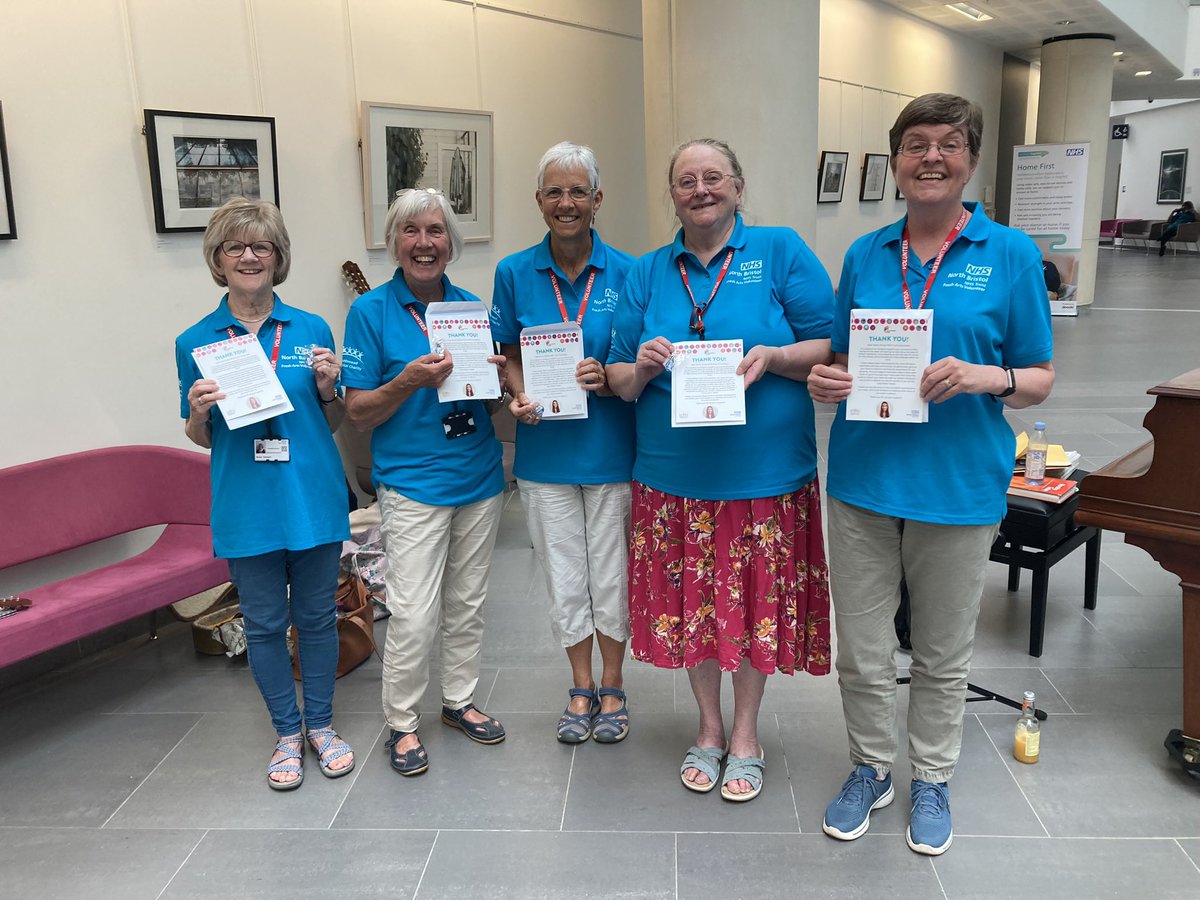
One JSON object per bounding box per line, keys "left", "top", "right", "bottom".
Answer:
{"left": 628, "top": 480, "right": 831, "bottom": 676}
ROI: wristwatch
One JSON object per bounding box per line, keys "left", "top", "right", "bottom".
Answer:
{"left": 319, "top": 387, "right": 342, "bottom": 405}
{"left": 994, "top": 366, "right": 1016, "bottom": 398}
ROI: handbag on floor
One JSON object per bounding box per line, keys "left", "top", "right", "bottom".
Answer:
{"left": 291, "top": 573, "right": 381, "bottom": 680}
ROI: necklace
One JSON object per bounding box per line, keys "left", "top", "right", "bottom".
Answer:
{"left": 233, "top": 309, "right": 271, "bottom": 324}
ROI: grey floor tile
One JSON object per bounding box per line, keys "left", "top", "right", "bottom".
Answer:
{"left": 162, "top": 828, "right": 435, "bottom": 898}
{"left": 1042, "top": 666, "right": 1181, "bottom": 715}
{"left": 0, "top": 711, "right": 201, "bottom": 826}
{"left": 978, "top": 714, "right": 1200, "bottom": 837}
{"left": 1083, "top": 593, "right": 1184, "bottom": 669}
{"left": 960, "top": 669, "right": 1073, "bottom": 715}
{"left": 1178, "top": 838, "right": 1200, "bottom": 868}
{"left": 562, "top": 712, "right": 800, "bottom": 833}
{"left": 677, "top": 833, "right": 940, "bottom": 900}
{"left": 0, "top": 826, "right": 203, "bottom": 898}
{"left": 933, "top": 836, "right": 1200, "bottom": 899}
{"left": 1095, "top": 541, "right": 1185, "bottom": 596}
{"left": 487, "top": 663, "right": 676, "bottom": 714}
{"left": 419, "top": 830, "right": 675, "bottom": 899}
{"left": 332, "top": 712, "right": 573, "bottom": 830}
{"left": 105, "top": 712, "right": 383, "bottom": 829}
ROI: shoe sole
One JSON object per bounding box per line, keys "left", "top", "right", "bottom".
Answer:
{"left": 392, "top": 761, "right": 429, "bottom": 777}
{"left": 266, "top": 775, "right": 303, "bottom": 791}
{"left": 821, "top": 784, "right": 895, "bottom": 840}
{"left": 592, "top": 728, "right": 629, "bottom": 744}
{"left": 441, "top": 714, "right": 506, "bottom": 744}
{"left": 317, "top": 760, "right": 355, "bottom": 779}
{"left": 906, "top": 826, "right": 952, "bottom": 856}
{"left": 681, "top": 775, "right": 719, "bottom": 793}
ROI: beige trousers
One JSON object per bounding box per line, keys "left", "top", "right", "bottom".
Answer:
{"left": 378, "top": 487, "right": 503, "bottom": 733}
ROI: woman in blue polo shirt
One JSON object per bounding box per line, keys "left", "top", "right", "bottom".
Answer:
{"left": 809, "top": 94, "right": 1054, "bottom": 857}
{"left": 176, "top": 198, "right": 353, "bottom": 791}
{"left": 342, "top": 189, "right": 507, "bottom": 777}
{"left": 490, "top": 142, "right": 636, "bottom": 744}
{"left": 607, "top": 139, "right": 834, "bottom": 802}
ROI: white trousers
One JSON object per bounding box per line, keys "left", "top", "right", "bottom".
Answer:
{"left": 518, "top": 479, "right": 631, "bottom": 647}
{"left": 378, "top": 487, "right": 503, "bottom": 733}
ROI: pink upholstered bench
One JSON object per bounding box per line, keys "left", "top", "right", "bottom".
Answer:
{"left": 0, "top": 445, "right": 229, "bottom": 668}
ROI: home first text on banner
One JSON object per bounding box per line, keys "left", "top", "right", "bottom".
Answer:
{"left": 1009, "top": 142, "right": 1090, "bottom": 317}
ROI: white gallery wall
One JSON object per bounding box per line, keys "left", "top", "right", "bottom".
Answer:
{"left": 815, "top": 0, "right": 1004, "bottom": 275}
{"left": 0, "top": 0, "right": 647, "bottom": 470}
{"left": 1110, "top": 100, "right": 1200, "bottom": 219}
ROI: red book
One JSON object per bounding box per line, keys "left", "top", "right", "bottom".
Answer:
{"left": 1007, "top": 475, "right": 1079, "bottom": 504}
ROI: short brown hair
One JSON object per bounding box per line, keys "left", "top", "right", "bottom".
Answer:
{"left": 202, "top": 198, "right": 291, "bottom": 286}
{"left": 889, "top": 93, "right": 983, "bottom": 162}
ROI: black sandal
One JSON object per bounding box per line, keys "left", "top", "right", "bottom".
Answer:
{"left": 384, "top": 729, "right": 429, "bottom": 776}
{"left": 441, "top": 703, "right": 506, "bottom": 745}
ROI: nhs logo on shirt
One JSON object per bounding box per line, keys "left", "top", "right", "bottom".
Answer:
{"left": 942, "top": 264, "right": 991, "bottom": 293}
{"left": 729, "top": 258, "right": 764, "bottom": 285}
{"left": 343, "top": 345, "right": 365, "bottom": 372}
{"left": 590, "top": 288, "right": 619, "bottom": 313}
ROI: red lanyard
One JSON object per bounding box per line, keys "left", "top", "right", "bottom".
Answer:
{"left": 677, "top": 248, "right": 735, "bottom": 338}
{"left": 227, "top": 321, "right": 283, "bottom": 370}
{"left": 899, "top": 208, "right": 969, "bottom": 310}
{"left": 548, "top": 267, "right": 596, "bottom": 324}
{"left": 405, "top": 303, "right": 429, "bottom": 336}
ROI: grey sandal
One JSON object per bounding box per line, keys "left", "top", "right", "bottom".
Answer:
{"left": 680, "top": 745, "right": 726, "bottom": 794}
{"left": 720, "top": 750, "right": 766, "bottom": 802}
{"left": 267, "top": 733, "right": 304, "bottom": 791}
{"left": 557, "top": 688, "right": 599, "bottom": 743}
{"left": 592, "top": 687, "right": 630, "bottom": 744}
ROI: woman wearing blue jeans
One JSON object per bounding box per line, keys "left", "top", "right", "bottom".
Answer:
{"left": 176, "top": 198, "right": 353, "bottom": 790}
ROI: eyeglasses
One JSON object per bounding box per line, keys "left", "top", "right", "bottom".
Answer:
{"left": 539, "top": 185, "right": 594, "bottom": 202}
{"left": 897, "top": 139, "right": 968, "bottom": 158}
{"left": 672, "top": 171, "right": 737, "bottom": 195}
{"left": 220, "top": 240, "right": 276, "bottom": 258}
{"left": 689, "top": 306, "right": 706, "bottom": 339}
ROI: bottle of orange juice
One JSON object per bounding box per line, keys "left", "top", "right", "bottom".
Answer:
{"left": 1013, "top": 691, "right": 1040, "bottom": 764}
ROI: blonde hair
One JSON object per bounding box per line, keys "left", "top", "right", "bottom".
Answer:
{"left": 202, "top": 198, "right": 291, "bottom": 286}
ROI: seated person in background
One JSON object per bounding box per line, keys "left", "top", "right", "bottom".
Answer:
{"left": 1042, "top": 259, "right": 1061, "bottom": 301}
{"left": 1159, "top": 201, "right": 1196, "bottom": 256}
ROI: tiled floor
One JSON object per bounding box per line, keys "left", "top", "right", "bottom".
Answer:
{"left": 3, "top": 248, "right": 1200, "bottom": 898}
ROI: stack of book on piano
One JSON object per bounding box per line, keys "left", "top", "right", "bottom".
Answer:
{"left": 1007, "top": 474, "right": 1079, "bottom": 504}
{"left": 1010, "top": 431, "right": 1081, "bottom": 503}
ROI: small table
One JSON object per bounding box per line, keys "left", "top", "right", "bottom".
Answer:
{"left": 989, "top": 476, "right": 1101, "bottom": 657}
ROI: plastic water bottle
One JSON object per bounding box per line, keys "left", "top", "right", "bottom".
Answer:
{"left": 1025, "top": 422, "right": 1048, "bottom": 484}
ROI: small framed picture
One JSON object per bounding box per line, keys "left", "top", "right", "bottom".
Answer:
{"left": 1157, "top": 148, "right": 1188, "bottom": 204}
{"left": 360, "top": 102, "right": 494, "bottom": 248}
{"left": 143, "top": 109, "right": 279, "bottom": 233}
{"left": 0, "top": 102, "right": 16, "bottom": 240}
{"left": 860, "top": 153, "right": 889, "bottom": 202}
{"left": 817, "top": 151, "right": 849, "bottom": 203}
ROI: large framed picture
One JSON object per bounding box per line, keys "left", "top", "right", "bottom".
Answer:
{"left": 360, "top": 102, "right": 494, "bottom": 248}
{"left": 0, "top": 102, "right": 16, "bottom": 240}
{"left": 860, "top": 153, "right": 889, "bottom": 202}
{"left": 817, "top": 151, "right": 849, "bottom": 203}
{"left": 1157, "top": 149, "right": 1188, "bottom": 204}
{"left": 143, "top": 109, "right": 279, "bottom": 233}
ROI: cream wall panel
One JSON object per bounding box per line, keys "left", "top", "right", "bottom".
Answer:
{"left": 1114, "top": 99, "right": 1200, "bottom": 219}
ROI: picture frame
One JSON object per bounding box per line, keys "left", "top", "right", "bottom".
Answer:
{"left": 143, "top": 109, "right": 279, "bottom": 234}
{"left": 817, "top": 151, "right": 849, "bottom": 203}
{"left": 1157, "top": 149, "right": 1188, "bottom": 204}
{"left": 0, "top": 102, "right": 16, "bottom": 240}
{"left": 360, "top": 102, "right": 494, "bottom": 248}
{"left": 860, "top": 153, "right": 889, "bottom": 202}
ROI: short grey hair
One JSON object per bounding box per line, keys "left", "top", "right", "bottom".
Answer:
{"left": 537, "top": 141, "right": 601, "bottom": 191}
{"left": 384, "top": 189, "right": 464, "bottom": 264}
{"left": 889, "top": 93, "right": 984, "bottom": 163}
{"left": 667, "top": 138, "right": 744, "bottom": 187}
{"left": 202, "top": 198, "right": 291, "bottom": 286}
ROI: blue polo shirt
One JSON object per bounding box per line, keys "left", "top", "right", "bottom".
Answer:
{"left": 607, "top": 215, "right": 833, "bottom": 500}
{"left": 175, "top": 296, "right": 350, "bottom": 559}
{"left": 489, "top": 231, "right": 636, "bottom": 485}
{"left": 827, "top": 203, "right": 1054, "bottom": 525}
{"left": 341, "top": 270, "right": 504, "bottom": 507}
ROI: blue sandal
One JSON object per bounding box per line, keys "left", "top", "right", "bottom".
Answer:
{"left": 680, "top": 745, "right": 726, "bottom": 794}
{"left": 385, "top": 729, "right": 429, "bottom": 776}
{"left": 592, "top": 687, "right": 630, "bottom": 744}
{"left": 557, "top": 688, "right": 600, "bottom": 743}
{"left": 441, "top": 703, "right": 506, "bottom": 745}
{"left": 720, "top": 750, "right": 766, "bottom": 802}
{"left": 306, "top": 726, "right": 355, "bottom": 778}
{"left": 267, "top": 733, "right": 304, "bottom": 791}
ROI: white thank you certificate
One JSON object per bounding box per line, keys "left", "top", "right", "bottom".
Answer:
{"left": 670, "top": 339, "right": 746, "bottom": 428}
{"left": 845, "top": 309, "right": 933, "bottom": 423}
{"left": 424, "top": 301, "right": 502, "bottom": 402}
{"left": 519, "top": 323, "right": 587, "bottom": 419}
{"left": 191, "top": 334, "right": 294, "bottom": 430}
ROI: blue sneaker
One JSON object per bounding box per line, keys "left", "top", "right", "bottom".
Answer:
{"left": 906, "top": 779, "right": 952, "bottom": 855}
{"left": 822, "top": 765, "right": 894, "bottom": 840}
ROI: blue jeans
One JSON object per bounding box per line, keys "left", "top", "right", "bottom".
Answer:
{"left": 227, "top": 543, "right": 342, "bottom": 736}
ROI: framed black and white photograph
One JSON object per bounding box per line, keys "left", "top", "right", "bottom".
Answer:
{"left": 360, "top": 102, "right": 493, "bottom": 248}
{"left": 817, "top": 151, "right": 849, "bottom": 203}
{"left": 0, "top": 102, "right": 16, "bottom": 240}
{"left": 1157, "top": 148, "right": 1188, "bottom": 204}
{"left": 860, "top": 153, "right": 889, "bottom": 202}
{"left": 143, "top": 109, "right": 279, "bottom": 233}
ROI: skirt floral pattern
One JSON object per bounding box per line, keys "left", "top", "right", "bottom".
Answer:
{"left": 629, "top": 480, "right": 831, "bottom": 676}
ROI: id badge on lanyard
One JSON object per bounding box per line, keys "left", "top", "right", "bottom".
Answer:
{"left": 229, "top": 321, "right": 292, "bottom": 462}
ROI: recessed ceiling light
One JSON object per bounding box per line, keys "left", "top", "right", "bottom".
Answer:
{"left": 1112, "top": 51, "right": 1124, "bottom": 57}
{"left": 1135, "top": 70, "right": 1153, "bottom": 77}
{"left": 1057, "top": 20, "right": 1074, "bottom": 25}
{"left": 945, "top": 3, "right": 993, "bottom": 22}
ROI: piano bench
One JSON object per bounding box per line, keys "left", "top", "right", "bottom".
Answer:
{"left": 989, "top": 488, "right": 1102, "bottom": 658}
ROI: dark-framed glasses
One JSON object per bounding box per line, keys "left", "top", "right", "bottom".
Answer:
{"left": 220, "top": 240, "right": 276, "bottom": 259}
{"left": 540, "top": 185, "right": 594, "bottom": 202}
{"left": 689, "top": 306, "right": 706, "bottom": 339}
{"left": 672, "top": 171, "right": 736, "bottom": 195}
{"left": 898, "top": 139, "right": 968, "bottom": 158}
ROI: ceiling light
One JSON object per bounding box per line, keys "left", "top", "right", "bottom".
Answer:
{"left": 1112, "top": 51, "right": 1124, "bottom": 57}
{"left": 945, "top": 3, "right": 993, "bottom": 22}
{"left": 1135, "top": 70, "right": 1153, "bottom": 77}
{"left": 1057, "top": 20, "right": 1075, "bottom": 25}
